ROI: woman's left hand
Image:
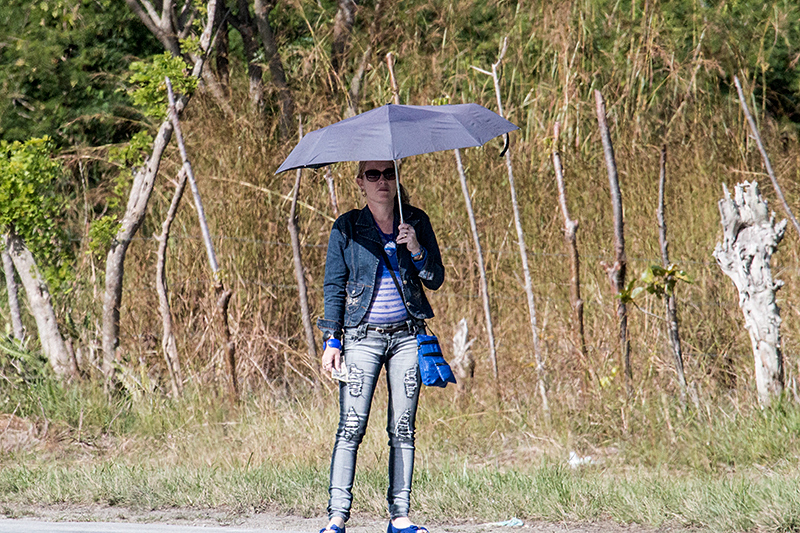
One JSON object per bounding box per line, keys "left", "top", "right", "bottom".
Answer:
{"left": 397, "top": 223, "right": 421, "bottom": 255}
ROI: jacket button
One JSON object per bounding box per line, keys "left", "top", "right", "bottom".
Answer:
{"left": 403, "top": 280, "right": 407, "bottom": 284}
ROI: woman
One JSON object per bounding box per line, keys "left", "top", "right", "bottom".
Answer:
{"left": 317, "top": 160, "right": 445, "bottom": 533}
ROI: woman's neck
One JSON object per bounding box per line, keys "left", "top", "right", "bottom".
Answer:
{"left": 368, "top": 201, "right": 395, "bottom": 234}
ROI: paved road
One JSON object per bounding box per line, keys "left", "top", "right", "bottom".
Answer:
{"left": 0, "top": 520, "right": 286, "bottom": 533}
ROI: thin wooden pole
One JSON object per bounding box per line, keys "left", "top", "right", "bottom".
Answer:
{"left": 288, "top": 118, "right": 319, "bottom": 382}
{"left": 475, "top": 37, "right": 548, "bottom": 413}
{"left": 657, "top": 146, "right": 688, "bottom": 405}
{"left": 166, "top": 76, "right": 238, "bottom": 403}
{"left": 454, "top": 148, "right": 498, "bottom": 382}
{"left": 594, "top": 89, "right": 631, "bottom": 395}
{"left": 156, "top": 167, "right": 188, "bottom": 397}
{"left": 552, "top": 122, "right": 594, "bottom": 387}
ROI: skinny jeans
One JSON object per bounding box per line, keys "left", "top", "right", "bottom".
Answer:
{"left": 328, "top": 323, "right": 421, "bottom": 522}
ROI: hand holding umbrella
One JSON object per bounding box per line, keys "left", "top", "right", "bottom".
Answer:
{"left": 397, "top": 222, "right": 421, "bottom": 257}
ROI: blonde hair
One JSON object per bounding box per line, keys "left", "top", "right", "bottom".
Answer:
{"left": 356, "top": 160, "right": 399, "bottom": 179}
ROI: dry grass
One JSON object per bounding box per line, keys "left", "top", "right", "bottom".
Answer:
{"left": 20, "top": 0, "right": 797, "bottom": 429}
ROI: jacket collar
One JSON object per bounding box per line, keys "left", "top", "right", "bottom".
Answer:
{"left": 355, "top": 203, "right": 420, "bottom": 231}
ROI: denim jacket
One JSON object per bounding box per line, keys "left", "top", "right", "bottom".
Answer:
{"left": 317, "top": 204, "right": 445, "bottom": 338}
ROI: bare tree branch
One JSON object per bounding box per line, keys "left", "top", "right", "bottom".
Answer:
{"left": 166, "top": 75, "right": 238, "bottom": 402}
{"left": 734, "top": 75, "right": 800, "bottom": 238}
{"left": 288, "top": 120, "right": 319, "bottom": 384}
{"left": 657, "top": 145, "right": 692, "bottom": 407}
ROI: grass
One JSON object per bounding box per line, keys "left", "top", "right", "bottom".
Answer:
{"left": 4, "top": 377, "right": 800, "bottom": 530}
{"left": 6, "top": 456, "right": 800, "bottom": 530}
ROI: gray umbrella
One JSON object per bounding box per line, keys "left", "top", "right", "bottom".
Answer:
{"left": 275, "top": 103, "right": 518, "bottom": 220}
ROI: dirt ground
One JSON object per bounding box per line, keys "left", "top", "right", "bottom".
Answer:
{"left": 0, "top": 504, "right": 692, "bottom": 533}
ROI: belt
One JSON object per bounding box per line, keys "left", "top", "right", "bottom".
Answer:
{"left": 366, "top": 321, "right": 414, "bottom": 334}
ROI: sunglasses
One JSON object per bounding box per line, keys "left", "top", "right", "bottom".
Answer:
{"left": 363, "top": 168, "right": 396, "bottom": 182}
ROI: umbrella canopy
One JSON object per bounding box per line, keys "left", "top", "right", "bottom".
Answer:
{"left": 275, "top": 103, "right": 518, "bottom": 174}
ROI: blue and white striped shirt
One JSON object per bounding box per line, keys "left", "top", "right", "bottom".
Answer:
{"left": 363, "top": 240, "right": 408, "bottom": 324}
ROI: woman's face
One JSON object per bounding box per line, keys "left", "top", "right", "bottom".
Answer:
{"left": 357, "top": 161, "right": 397, "bottom": 205}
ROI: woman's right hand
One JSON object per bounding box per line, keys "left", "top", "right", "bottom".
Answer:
{"left": 322, "top": 346, "right": 342, "bottom": 373}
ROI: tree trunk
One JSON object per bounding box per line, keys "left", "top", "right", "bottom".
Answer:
{"left": 552, "top": 122, "right": 594, "bottom": 387}
{"left": 657, "top": 146, "right": 691, "bottom": 405}
{"left": 231, "top": 0, "right": 266, "bottom": 115}
{"left": 126, "top": 0, "right": 233, "bottom": 116}
{"left": 325, "top": 167, "right": 340, "bottom": 218}
{"left": 102, "top": 118, "right": 176, "bottom": 381}
{"left": 713, "top": 181, "right": 785, "bottom": 407}
{"left": 156, "top": 168, "right": 188, "bottom": 398}
{"left": 331, "top": 0, "right": 357, "bottom": 94}
{"left": 214, "top": 3, "right": 231, "bottom": 94}
{"left": 386, "top": 52, "right": 400, "bottom": 105}
{"left": 200, "top": 64, "right": 236, "bottom": 119}
{"left": 2, "top": 247, "right": 24, "bottom": 342}
{"left": 253, "top": 0, "right": 295, "bottom": 139}
{"left": 124, "top": 0, "right": 181, "bottom": 56}
{"left": 288, "top": 120, "right": 319, "bottom": 382}
{"left": 454, "top": 148, "right": 498, "bottom": 382}
{"left": 451, "top": 317, "right": 475, "bottom": 402}
{"left": 346, "top": 0, "right": 384, "bottom": 117}
{"left": 5, "top": 231, "right": 74, "bottom": 379}
{"left": 594, "top": 89, "right": 631, "bottom": 395}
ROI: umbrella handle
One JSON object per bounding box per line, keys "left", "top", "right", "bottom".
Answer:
{"left": 500, "top": 133, "right": 510, "bottom": 157}
{"left": 394, "top": 159, "right": 404, "bottom": 224}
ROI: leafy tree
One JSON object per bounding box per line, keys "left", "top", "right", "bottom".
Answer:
{"left": 0, "top": 137, "right": 74, "bottom": 379}
{"left": 0, "top": 137, "right": 70, "bottom": 288}
{"left": 0, "top": 0, "right": 161, "bottom": 146}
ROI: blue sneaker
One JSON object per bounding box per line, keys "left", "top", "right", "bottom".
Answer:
{"left": 320, "top": 524, "right": 345, "bottom": 533}
{"left": 387, "top": 522, "right": 428, "bottom": 533}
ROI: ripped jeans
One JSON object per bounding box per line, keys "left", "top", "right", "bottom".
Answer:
{"left": 328, "top": 322, "right": 421, "bottom": 522}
